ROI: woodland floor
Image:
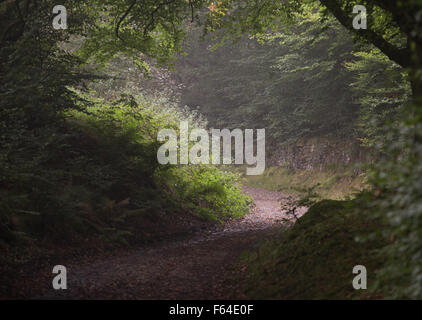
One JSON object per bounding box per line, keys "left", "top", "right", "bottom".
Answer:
{"left": 2, "top": 186, "right": 307, "bottom": 300}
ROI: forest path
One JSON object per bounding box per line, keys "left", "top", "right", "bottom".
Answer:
{"left": 39, "top": 186, "right": 307, "bottom": 299}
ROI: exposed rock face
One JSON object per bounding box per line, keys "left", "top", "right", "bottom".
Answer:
{"left": 267, "top": 138, "right": 373, "bottom": 171}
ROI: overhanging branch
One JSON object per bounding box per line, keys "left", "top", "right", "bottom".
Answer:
{"left": 116, "top": 0, "right": 137, "bottom": 41}
{"left": 319, "top": 0, "right": 411, "bottom": 67}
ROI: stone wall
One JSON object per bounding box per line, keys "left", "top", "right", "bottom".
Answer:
{"left": 267, "top": 138, "right": 373, "bottom": 171}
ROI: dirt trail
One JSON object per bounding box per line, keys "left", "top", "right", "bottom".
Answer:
{"left": 37, "top": 186, "right": 307, "bottom": 300}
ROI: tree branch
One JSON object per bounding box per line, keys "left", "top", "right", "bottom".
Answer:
{"left": 319, "top": 0, "right": 411, "bottom": 67}
{"left": 189, "top": 0, "right": 194, "bottom": 23}
{"left": 116, "top": 0, "right": 137, "bottom": 41}
{"left": 143, "top": 0, "right": 177, "bottom": 36}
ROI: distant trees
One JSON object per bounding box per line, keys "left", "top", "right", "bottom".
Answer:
{"left": 203, "top": 0, "right": 422, "bottom": 104}
{"left": 177, "top": 12, "right": 410, "bottom": 148}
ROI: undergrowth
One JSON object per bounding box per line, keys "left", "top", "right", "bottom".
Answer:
{"left": 242, "top": 198, "right": 386, "bottom": 299}
{"left": 0, "top": 94, "right": 250, "bottom": 246}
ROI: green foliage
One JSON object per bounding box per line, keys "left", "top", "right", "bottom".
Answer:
{"left": 77, "top": 0, "right": 210, "bottom": 68}
{"left": 203, "top": 0, "right": 303, "bottom": 41}
{"left": 158, "top": 165, "right": 251, "bottom": 221}
{"left": 345, "top": 49, "right": 411, "bottom": 147}
{"left": 0, "top": 93, "right": 250, "bottom": 244}
{"left": 363, "top": 104, "right": 422, "bottom": 299}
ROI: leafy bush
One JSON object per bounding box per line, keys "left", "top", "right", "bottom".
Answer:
{"left": 158, "top": 165, "right": 251, "bottom": 221}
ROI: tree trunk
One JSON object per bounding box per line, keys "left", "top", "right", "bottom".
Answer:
{"left": 411, "top": 78, "right": 422, "bottom": 107}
